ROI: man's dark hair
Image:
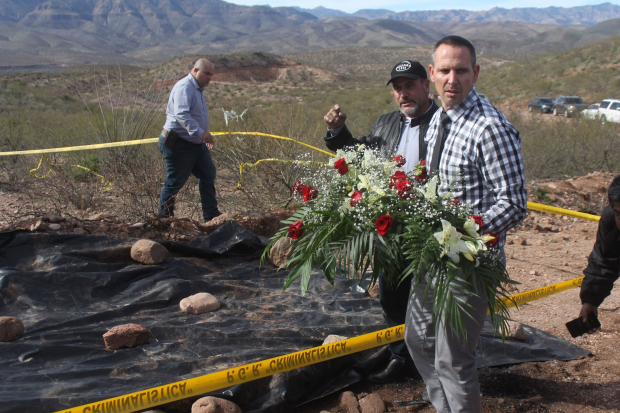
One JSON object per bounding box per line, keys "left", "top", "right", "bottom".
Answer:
{"left": 608, "top": 175, "right": 620, "bottom": 204}
{"left": 432, "top": 35, "right": 476, "bottom": 68}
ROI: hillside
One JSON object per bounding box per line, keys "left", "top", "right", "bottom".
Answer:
{"left": 1, "top": 0, "right": 620, "bottom": 70}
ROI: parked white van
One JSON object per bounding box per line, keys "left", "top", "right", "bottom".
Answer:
{"left": 598, "top": 99, "right": 620, "bottom": 124}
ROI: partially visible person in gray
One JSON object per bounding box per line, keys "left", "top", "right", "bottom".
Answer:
{"left": 405, "top": 36, "right": 527, "bottom": 412}
{"left": 158, "top": 58, "right": 222, "bottom": 222}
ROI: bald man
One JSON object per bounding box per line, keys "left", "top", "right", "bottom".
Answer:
{"left": 158, "top": 58, "right": 222, "bottom": 221}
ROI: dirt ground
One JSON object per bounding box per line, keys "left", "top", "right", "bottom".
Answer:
{"left": 1, "top": 172, "right": 619, "bottom": 413}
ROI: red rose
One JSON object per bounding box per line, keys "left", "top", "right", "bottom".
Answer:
{"left": 389, "top": 171, "right": 408, "bottom": 189}
{"left": 302, "top": 186, "right": 318, "bottom": 202}
{"left": 288, "top": 221, "right": 304, "bottom": 239}
{"left": 334, "top": 158, "right": 349, "bottom": 175}
{"left": 350, "top": 190, "right": 363, "bottom": 207}
{"left": 449, "top": 198, "right": 460, "bottom": 206}
{"left": 292, "top": 180, "right": 306, "bottom": 194}
{"left": 393, "top": 155, "right": 406, "bottom": 167}
{"left": 484, "top": 232, "right": 498, "bottom": 247}
{"left": 396, "top": 180, "right": 412, "bottom": 199}
{"left": 470, "top": 215, "right": 484, "bottom": 229}
{"left": 375, "top": 215, "right": 393, "bottom": 236}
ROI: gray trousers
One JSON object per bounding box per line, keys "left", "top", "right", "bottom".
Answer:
{"left": 404, "top": 251, "right": 505, "bottom": 413}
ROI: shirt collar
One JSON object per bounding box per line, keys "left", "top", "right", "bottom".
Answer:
{"left": 187, "top": 73, "right": 204, "bottom": 92}
{"left": 443, "top": 86, "right": 478, "bottom": 122}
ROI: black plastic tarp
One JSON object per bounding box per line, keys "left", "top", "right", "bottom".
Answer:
{"left": 0, "top": 222, "right": 589, "bottom": 413}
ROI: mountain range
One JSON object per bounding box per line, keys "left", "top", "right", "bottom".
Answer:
{"left": 0, "top": 0, "right": 619, "bottom": 70}
{"left": 297, "top": 2, "right": 620, "bottom": 26}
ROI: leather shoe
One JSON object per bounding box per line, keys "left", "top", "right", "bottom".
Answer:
{"left": 366, "top": 358, "right": 412, "bottom": 383}
{"left": 204, "top": 210, "right": 223, "bottom": 222}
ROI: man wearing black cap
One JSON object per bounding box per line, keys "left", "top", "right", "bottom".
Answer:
{"left": 323, "top": 60, "right": 439, "bottom": 383}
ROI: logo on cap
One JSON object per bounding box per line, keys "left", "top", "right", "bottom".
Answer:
{"left": 395, "top": 61, "right": 411, "bottom": 72}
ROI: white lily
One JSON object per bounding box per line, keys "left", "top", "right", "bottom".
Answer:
{"left": 372, "top": 185, "right": 386, "bottom": 196}
{"left": 434, "top": 219, "right": 471, "bottom": 264}
{"left": 425, "top": 176, "right": 438, "bottom": 199}
{"left": 480, "top": 234, "right": 496, "bottom": 244}
{"left": 358, "top": 175, "right": 370, "bottom": 190}
{"left": 463, "top": 218, "right": 479, "bottom": 237}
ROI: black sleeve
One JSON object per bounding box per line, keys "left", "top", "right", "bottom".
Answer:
{"left": 580, "top": 205, "right": 620, "bottom": 306}
{"left": 324, "top": 119, "right": 387, "bottom": 152}
{"left": 324, "top": 124, "right": 356, "bottom": 152}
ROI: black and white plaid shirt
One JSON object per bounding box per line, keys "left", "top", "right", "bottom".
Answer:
{"left": 425, "top": 88, "right": 527, "bottom": 246}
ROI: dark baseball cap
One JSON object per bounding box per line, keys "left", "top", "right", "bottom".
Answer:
{"left": 387, "top": 60, "right": 427, "bottom": 85}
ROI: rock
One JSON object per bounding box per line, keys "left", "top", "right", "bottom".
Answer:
{"left": 191, "top": 396, "right": 242, "bottom": 413}
{"left": 132, "top": 222, "right": 146, "bottom": 228}
{"left": 46, "top": 212, "right": 65, "bottom": 223}
{"left": 507, "top": 321, "right": 528, "bottom": 341}
{"left": 180, "top": 293, "right": 220, "bottom": 314}
{"left": 119, "top": 231, "right": 130, "bottom": 238}
{"left": 49, "top": 223, "right": 61, "bottom": 231}
{"left": 359, "top": 393, "right": 385, "bottom": 413}
{"left": 339, "top": 391, "right": 360, "bottom": 413}
{"left": 103, "top": 324, "right": 149, "bottom": 350}
{"left": 73, "top": 227, "right": 87, "bottom": 235}
{"left": 130, "top": 239, "right": 169, "bottom": 264}
{"left": 502, "top": 282, "right": 519, "bottom": 293}
{"left": 553, "top": 235, "right": 566, "bottom": 242}
{"left": 323, "top": 334, "right": 348, "bottom": 345}
{"left": 30, "top": 220, "right": 47, "bottom": 231}
{"left": 89, "top": 213, "right": 109, "bottom": 221}
{"left": 513, "top": 236, "right": 527, "bottom": 246}
{"left": 269, "top": 237, "right": 293, "bottom": 267}
{"left": 0, "top": 317, "right": 25, "bottom": 342}
{"left": 530, "top": 270, "right": 538, "bottom": 276}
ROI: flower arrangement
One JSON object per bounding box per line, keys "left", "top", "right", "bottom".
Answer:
{"left": 263, "top": 145, "right": 516, "bottom": 338}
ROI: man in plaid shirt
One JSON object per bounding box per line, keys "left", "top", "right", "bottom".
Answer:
{"left": 404, "top": 36, "right": 527, "bottom": 413}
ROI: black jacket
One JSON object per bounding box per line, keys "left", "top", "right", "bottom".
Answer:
{"left": 580, "top": 204, "right": 620, "bottom": 306}
{"left": 324, "top": 99, "right": 439, "bottom": 160}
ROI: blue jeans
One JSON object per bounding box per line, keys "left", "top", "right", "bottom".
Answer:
{"left": 158, "top": 136, "right": 218, "bottom": 220}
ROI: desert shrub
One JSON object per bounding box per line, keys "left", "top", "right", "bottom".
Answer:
{"left": 211, "top": 101, "right": 329, "bottom": 210}
{"left": 509, "top": 110, "right": 620, "bottom": 180}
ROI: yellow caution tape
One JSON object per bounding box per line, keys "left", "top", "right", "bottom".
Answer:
{"left": 0, "top": 138, "right": 160, "bottom": 156}
{"left": 29, "top": 154, "right": 114, "bottom": 191}
{"left": 226, "top": 132, "right": 333, "bottom": 156}
{"left": 54, "top": 325, "right": 405, "bottom": 413}
{"left": 527, "top": 201, "right": 600, "bottom": 222}
{"left": 492, "top": 276, "right": 584, "bottom": 313}
{"left": 0, "top": 132, "right": 333, "bottom": 156}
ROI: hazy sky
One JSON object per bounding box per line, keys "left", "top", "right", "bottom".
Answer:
{"left": 225, "top": 0, "right": 617, "bottom": 13}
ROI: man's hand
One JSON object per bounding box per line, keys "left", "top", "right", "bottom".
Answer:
{"left": 579, "top": 303, "right": 600, "bottom": 334}
{"left": 324, "top": 104, "right": 347, "bottom": 130}
{"left": 201, "top": 131, "right": 214, "bottom": 150}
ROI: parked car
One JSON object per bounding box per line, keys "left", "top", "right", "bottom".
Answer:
{"left": 528, "top": 97, "right": 554, "bottom": 113}
{"left": 581, "top": 103, "right": 601, "bottom": 120}
{"left": 597, "top": 99, "right": 620, "bottom": 124}
{"left": 553, "top": 96, "right": 587, "bottom": 117}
